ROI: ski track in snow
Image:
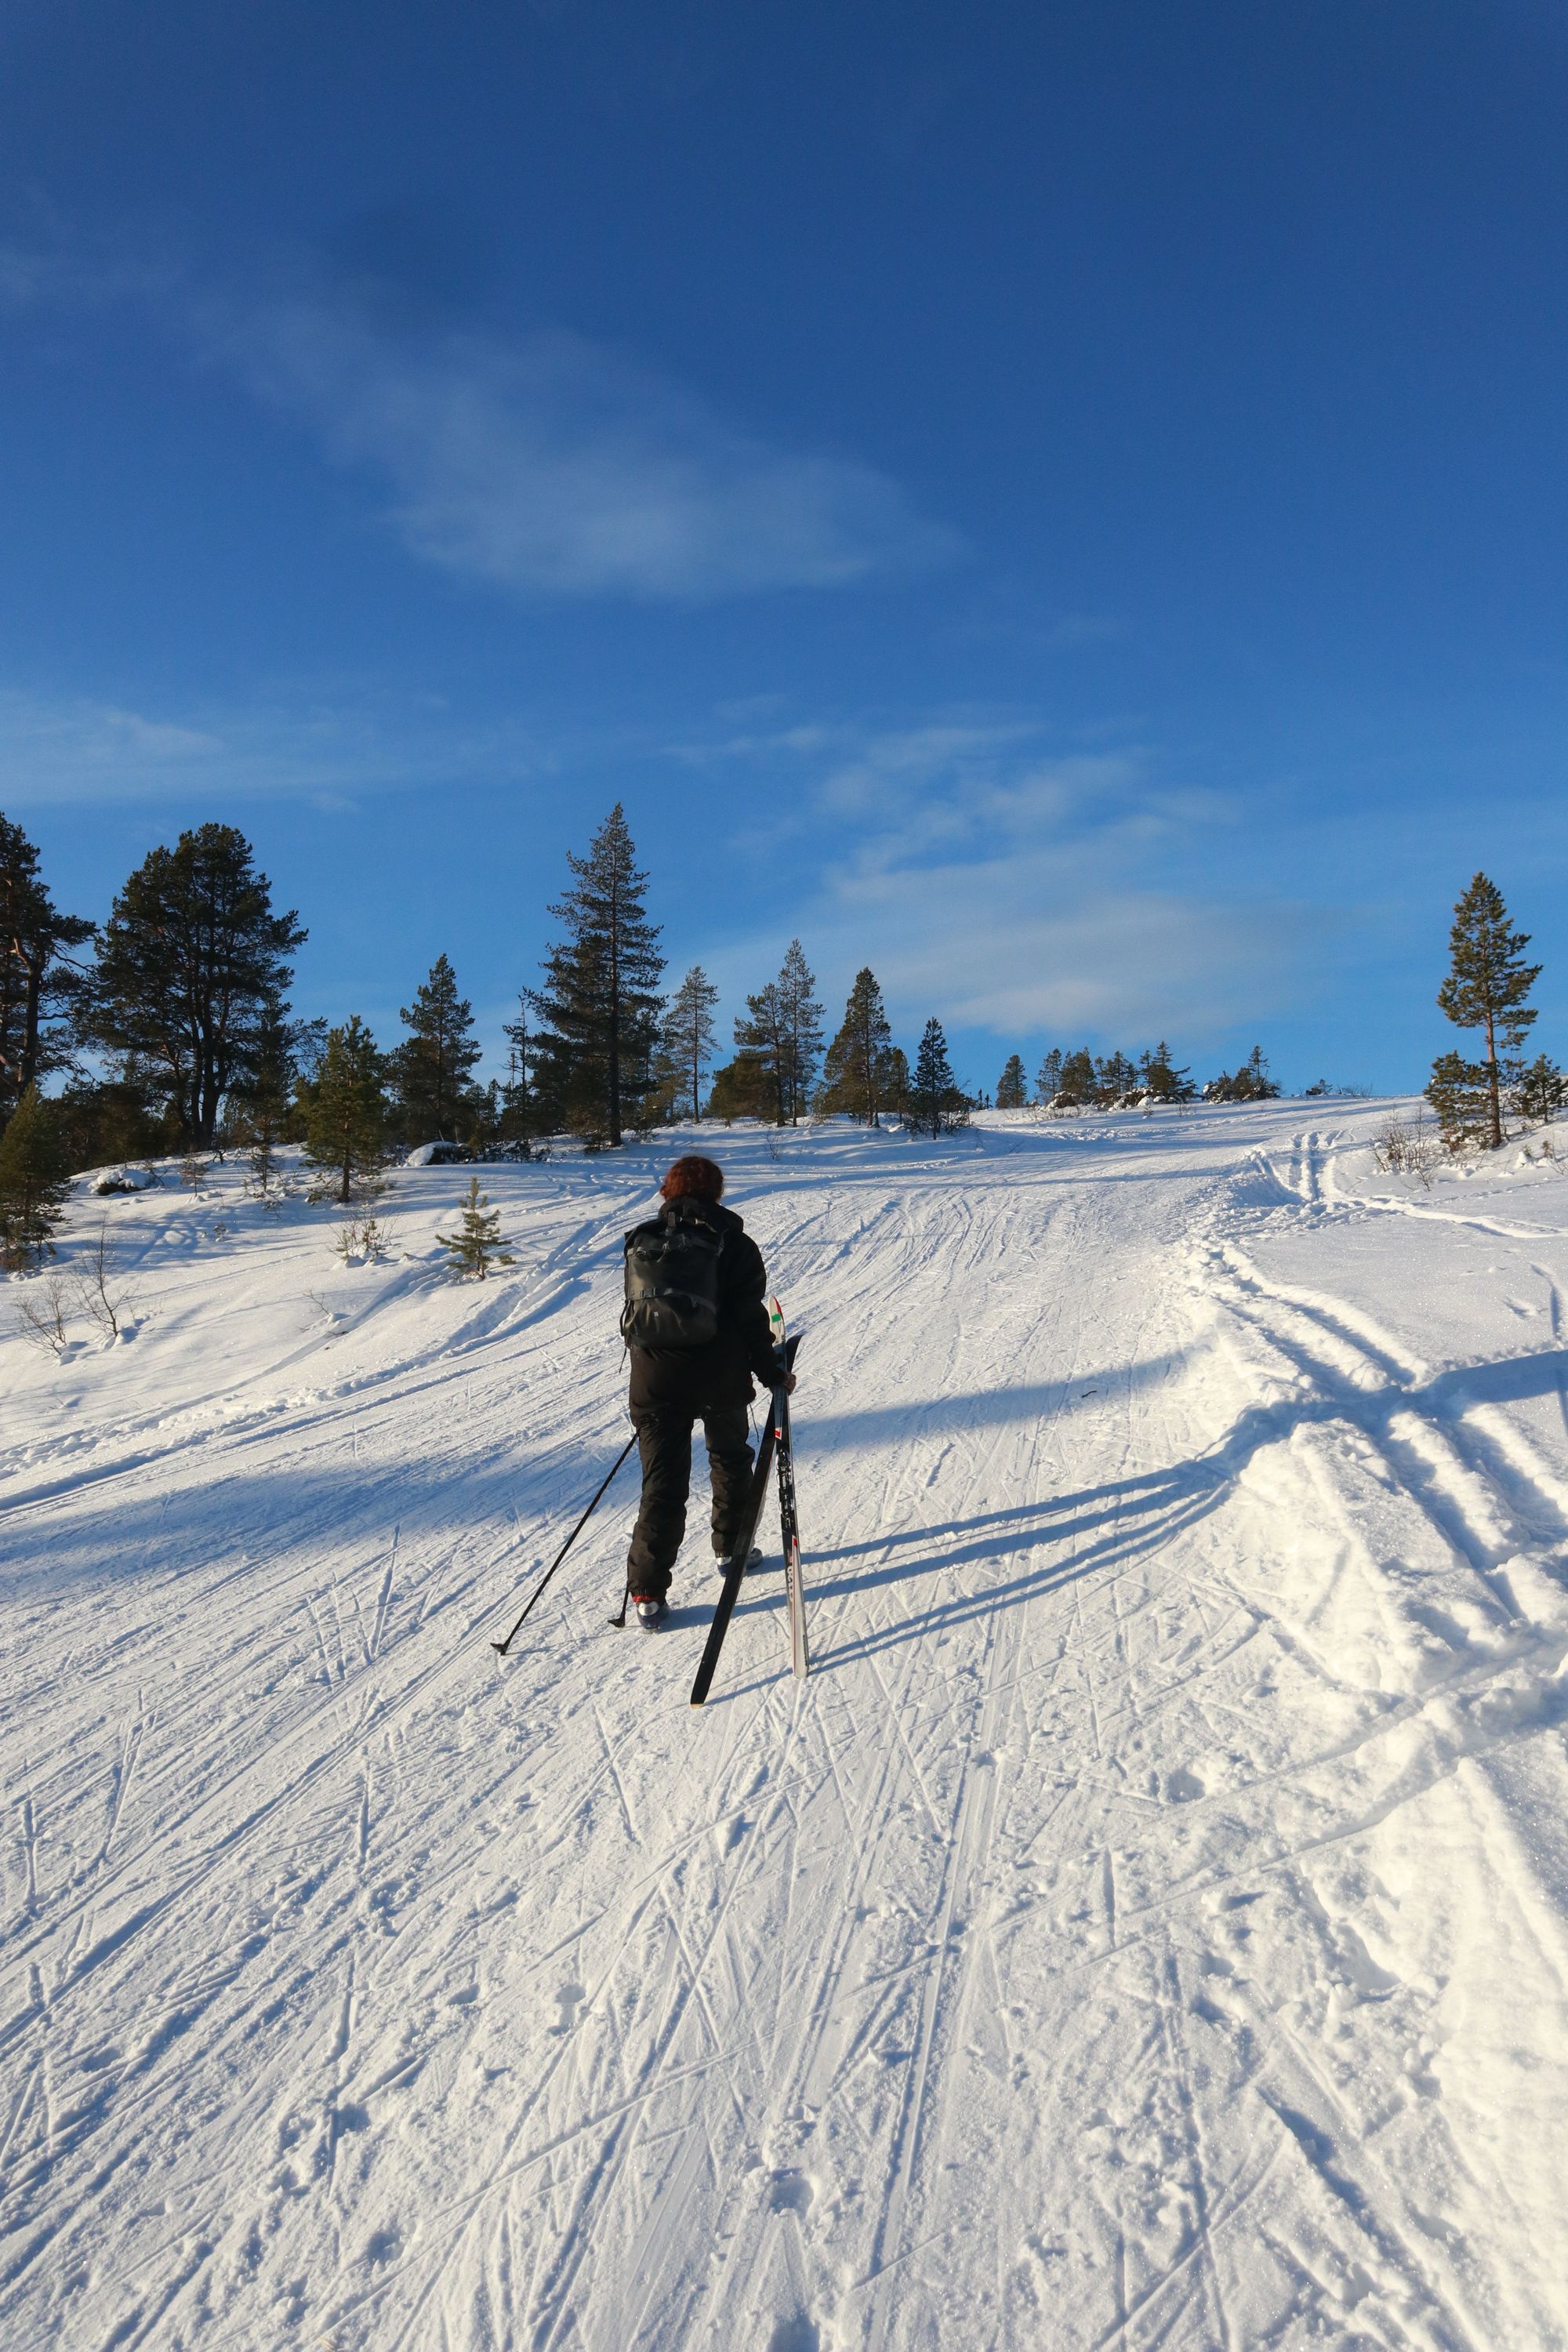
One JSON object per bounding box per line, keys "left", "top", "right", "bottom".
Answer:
{"left": 4, "top": 1105, "right": 1568, "bottom": 2347}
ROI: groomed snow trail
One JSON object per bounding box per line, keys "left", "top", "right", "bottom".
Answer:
{"left": 5, "top": 1103, "right": 1568, "bottom": 2350}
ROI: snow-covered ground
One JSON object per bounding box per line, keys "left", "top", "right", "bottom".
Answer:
{"left": 5, "top": 1099, "right": 1568, "bottom": 2350}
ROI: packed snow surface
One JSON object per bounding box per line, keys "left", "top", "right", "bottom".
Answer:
{"left": 5, "top": 1102, "right": 1568, "bottom": 2350}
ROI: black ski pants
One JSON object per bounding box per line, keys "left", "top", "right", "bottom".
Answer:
{"left": 627, "top": 1399, "right": 753, "bottom": 1598}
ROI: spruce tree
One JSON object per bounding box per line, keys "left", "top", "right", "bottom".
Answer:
{"left": 1057, "top": 1049, "right": 1095, "bottom": 1107}
{"left": 1, "top": 813, "right": 94, "bottom": 1134}
{"left": 1432, "top": 873, "right": 1541, "bottom": 1151}
{"left": 436, "top": 1176, "right": 514, "bottom": 1279}
{"left": 394, "top": 955, "right": 483, "bottom": 1145}
{"left": 78, "top": 824, "right": 305, "bottom": 1149}
{"left": 1035, "top": 1047, "right": 1063, "bottom": 1105}
{"left": 996, "top": 1054, "right": 1028, "bottom": 1110}
{"left": 1207, "top": 1047, "right": 1280, "bottom": 1105}
{"left": 777, "top": 941, "right": 825, "bottom": 1123}
{"left": 528, "top": 805, "right": 664, "bottom": 1145}
{"left": 1426, "top": 1051, "right": 1490, "bottom": 1145}
{"left": 819, "top": 969, "right": 896, "bottom": 1124}
{"left": 1094, "top": 1050, "right": 1139, "bottom": 1105}
{"left": 909, "top": 1018, "right": 967, "bottom": 1136}
{"left": 1138, "top": 1041, "right": 1193, "bottom": 1103}
{"left": 238, "top": 1007, "right": 295, "bottom": 1206}
{"left": 659, "top": 967, "right": 720, "bottom": 1122}
{"left": 303, "top": 1018, "right": 389, "bottom": 1203}
{"left": 1238, "top": 1045, "right": 1280, "bottom": 1101}
{"left": 0, "top": 1083, "right": 71, "bottom": 1269}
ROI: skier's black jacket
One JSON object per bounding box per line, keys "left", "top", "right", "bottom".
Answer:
{"left": 625, "top": 1196, "right": 779, "bottom": 1410}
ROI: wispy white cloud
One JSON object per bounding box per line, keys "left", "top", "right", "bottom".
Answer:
{"left": 2, "top": 238, "right": 957, "bottom": 603}
{"left": 220, "top": 303, "right": 958, "bottom": 601}
{"left": 0, "top": 683, "right": 547, "bottom": 808}
{"left": 810, "top": 855, "right": 1307, "bottom": 1041}
{"left": 680, "top": 710, "right": 1302, "bottom": 1046}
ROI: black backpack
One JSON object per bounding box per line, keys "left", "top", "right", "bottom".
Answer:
{"left": 621, "top": 1215, "right": 724, "bottom": 1348}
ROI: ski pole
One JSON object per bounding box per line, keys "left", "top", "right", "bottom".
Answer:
{"left": 491, "top": 1433, "right": 638, "bottom": 1656}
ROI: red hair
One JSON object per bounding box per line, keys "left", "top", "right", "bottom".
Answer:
{"left": 661, "top": 1155, "right": 724, "bottom": 1203}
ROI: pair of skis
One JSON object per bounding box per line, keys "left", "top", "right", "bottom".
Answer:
{"left": 689, "top": 1298, "right": 808, "bottom": 1707}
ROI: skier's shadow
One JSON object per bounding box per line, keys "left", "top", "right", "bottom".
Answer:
{"left": 720, "top": 1341, "right": 1568, "bottom": 1686}
{"left": 724, "top": 1459, "right": 1224, "bottom": 1681}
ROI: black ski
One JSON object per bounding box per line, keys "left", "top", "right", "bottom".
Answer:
{"left": 689, "top": 1331, "right": 801, "bottom": 1708}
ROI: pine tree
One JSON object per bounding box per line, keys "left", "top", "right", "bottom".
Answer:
{"left": 777, "top": 941, "right": 825, "bottom": 1124}
{"left": 436, "top": 1176, "right": 514, "bottom": 1280}
{"left": 0, "top": 1083, "right": 71, "bottom": 1269}
{"left": 1, "top": 814, "right": 94, "bottom": 1134}
{"left": 394, "top": 955, "right": 483, "bottom": 1145}
{"left": 735, "top": 981, "right": 789, "bottom": 1125}
{"left": 909, "top": 1018, "right": 967, "bottom": 1136}
{"left": 78, "top": 824, "right": 306, "bottom": 1149}
{"left": 1515, "top": 1053, "right": 1566, "bottom": 1128}
{"left": 659, "top": 967, "right": 720, "bottom": 1122}
{"left": 996, "top": 1054, "right": 1028, "bottom": 1110}
{"left": 1432, "top": 873, "right": 1541, "bottom": 1151}
{"left": 818, "top": 969, "right": 896, "bottom": 1124}
{"left": 528, "top": 806, "right": 664, "bottom": 1145}
{"left": 498, "top": 996, "right": 536, "bottom": 1145}
{"left": 706, "top": 1054, "right": 771, "bottom": 1122}
{"left": 302, "top": 1018, "right": 390, "bottom": 1204}
{"left": 1035, "top": 1047, "right": 1064, "bottom": 1105}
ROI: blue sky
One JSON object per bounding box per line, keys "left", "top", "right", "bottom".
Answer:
{"left": 3, "top": 0, "right": 1566, "bottom": 1096}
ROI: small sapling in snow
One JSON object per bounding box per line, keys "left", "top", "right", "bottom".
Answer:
{"left": 303, "top": 1016, "right": 392, "bottom": 1204}
{"left": 436, "top": 1178, "right": 514, "bottom": 1280}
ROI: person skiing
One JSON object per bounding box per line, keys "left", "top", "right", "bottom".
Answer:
{"left": 621, "top": 1154, "right": 793, "bottom": 1631}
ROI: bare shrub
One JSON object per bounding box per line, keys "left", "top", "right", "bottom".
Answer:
{"left": 17, "top": 1274, "right": 73, "bottom": 1356}
{"left": 76, "top": 1220, "right": 139, "bottom": 1339}
{"left": 332, "top": 1211, "right": 391, "bottom": 1265}
{"left": 1372, "top": 1109, "right": 1442, "bottom": 1185}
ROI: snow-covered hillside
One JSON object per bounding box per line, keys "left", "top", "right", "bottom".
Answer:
{"left": 5, "top": 1101, "right": 1568, "bottom": 2350}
